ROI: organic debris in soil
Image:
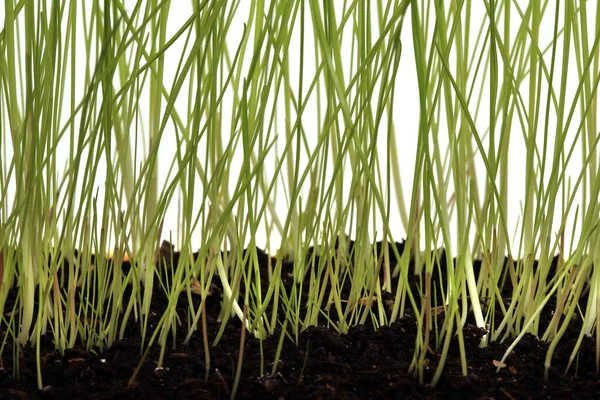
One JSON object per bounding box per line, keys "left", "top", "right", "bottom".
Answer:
{"left": 0, "top": 240, "right": 599, "bottom": 399}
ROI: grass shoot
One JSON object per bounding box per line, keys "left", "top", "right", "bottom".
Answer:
{"left": 1, "top": 0, "right": 600, "bottom": 391}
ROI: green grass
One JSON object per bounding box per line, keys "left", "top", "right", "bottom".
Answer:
{"left": 1, "top": 0, "right": 600, "bottom": 391}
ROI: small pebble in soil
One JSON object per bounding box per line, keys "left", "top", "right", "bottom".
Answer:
{"left": 257, "top": 373, "right": 288, "bottom": 392}
{"left": 153, "top": 366, "right": 167, "bottom": 378}
{"left": 41, "top": 385, "right": 54, "bottom": 394}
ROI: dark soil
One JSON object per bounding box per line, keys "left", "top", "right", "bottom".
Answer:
{"left": 1, "top": 240, "right": 599, "bottom": 399}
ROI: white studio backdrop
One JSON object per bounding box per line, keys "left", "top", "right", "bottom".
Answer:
{"left": 0, "top": 1, "right": 591, "bottom": 259}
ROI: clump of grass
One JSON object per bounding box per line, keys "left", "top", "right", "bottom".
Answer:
{"left": 1, "top": 0, "right": 600, "bottom": 391}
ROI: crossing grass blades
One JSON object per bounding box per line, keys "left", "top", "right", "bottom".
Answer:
{"left": 1, "top": 0, "right": 600, "bottom": 398}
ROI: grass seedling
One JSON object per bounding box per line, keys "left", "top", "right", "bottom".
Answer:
{"left": 4, "top": 0, "right": 600, "bottom": 393}
{"left": 231, "top": 305, "right": 247, "bottom": 400}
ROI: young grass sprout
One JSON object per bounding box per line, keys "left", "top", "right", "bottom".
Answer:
{"left": 2, "top": 0, "right": 600, "bottom": 391}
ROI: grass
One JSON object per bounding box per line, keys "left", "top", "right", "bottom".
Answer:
{"left": 1, "top": 0, "right": 600, "bottom": 392}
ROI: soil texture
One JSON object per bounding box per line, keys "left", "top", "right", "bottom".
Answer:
{"left": 0, "top": 241, "right": 599, "bottom": 399}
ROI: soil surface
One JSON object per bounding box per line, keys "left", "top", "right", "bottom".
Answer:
{"left": 1, "top": 241, "right": 599, "bottom": 399}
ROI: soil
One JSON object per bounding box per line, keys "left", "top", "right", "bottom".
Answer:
{"left": 1, "top": 240, "right": 599, "bottom": 399}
